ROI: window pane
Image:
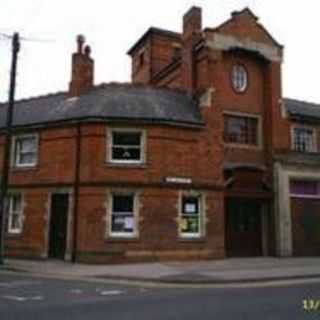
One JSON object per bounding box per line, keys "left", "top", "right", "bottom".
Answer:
{"left": 10, "top": 213, "right": 21, "bottom": 230}
{"left": 224, "top": 115, "right": 258, "bottom": 145}
{"left": 113, "top": 195, "right": 134, "bottom": 213}
{"left": 12, "top": 195, "right": 22, "bottom": 212}
{"left": 232, "top": 65, "right": 248, "bottom": 92}
{"left": 113, "top": 132, "right": 141, "bottom": 146}
{"left": 293, "top": 128, "right": 314, "bottom": 152}
{"left": 20, "top": 153, "right": 36, "bottom": 165}
{"left": 112, "top": 147, "right": 141, "bottom": 161}
{"left": 181, "top": 216, "right": 199, "bottom": 234}
{"left": 290, "top": 180, "right": 320, "bottom": 195}
{"left": 20, "top": 137, "right": 36, "bottom": 153}
{"left": 182, "top": 197, "right": 199, "bottom": 215}
{"left": 111, "top": 214, "right": 134, "bottom": 233}
{"left": 181, "top": 196, "right": 201, "bottom": 236}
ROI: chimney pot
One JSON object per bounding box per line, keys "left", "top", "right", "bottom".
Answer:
{"left": 77, "top": 34, "right": 85, "bottom": 53}
{"left": 69, "top": 35, "right": 94, "bottom": 97}
{"left": 84, "top": 45, "right": 91, "bottom": 57}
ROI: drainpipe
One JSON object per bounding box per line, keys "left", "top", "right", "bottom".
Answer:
{"left": 72, "top": 123, "right": 81, "bottom": 263}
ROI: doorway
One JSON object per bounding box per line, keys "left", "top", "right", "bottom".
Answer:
{"left": 226, "top": 199, "right": 262, "bottom": 257}
{"left": 48, "top": 193, "right": 69, "bottom": 259}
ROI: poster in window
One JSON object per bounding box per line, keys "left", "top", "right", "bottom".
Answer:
{"left": 180, "top": 218, "right": 188, "bottom": 231}
{"left": 185, "top": 203, "right": 196, "bottom": 214}
{"left": 124, "top": 217, "right": 134, "bottom": 230}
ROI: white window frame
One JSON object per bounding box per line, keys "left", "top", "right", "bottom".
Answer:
{"left": 12, "top": 133, "right": 39, "bottom": 168}
{"left": 291, "top": 125, "right": 317, "bottom": 153}
{"left": 178, "top": 192, "right": 205, "bottom": 239}
{"left": 108, "top": 192, "right": 139, "bottom": 239}
{"left": 231, "top": 64, "right": 248, "bottom": 93}
{"left": 7, "top": 193, "right": 24, "bottom": 234}
{"left": 223, "top": 111, "right": 262, "bottom": 148}
{"left": 107, "top": 128, "right": 146, "bottom": 165}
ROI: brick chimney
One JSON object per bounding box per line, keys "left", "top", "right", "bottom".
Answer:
{"left": 69, "top": 35, "right": 94, "bottom": 97}
{"left": 182, "top": 6, "right": 202, "bottom": 96}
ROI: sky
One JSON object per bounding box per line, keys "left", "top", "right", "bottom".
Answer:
{"left": 0, "top": 0, "right": 319, "bottom": 103}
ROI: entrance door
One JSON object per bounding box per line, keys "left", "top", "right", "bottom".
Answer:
{"left": 49, "top": 194, "right": 69, "bottom": 259}
{"left": 226, "top": 199, "right": 262, "bottom": 257}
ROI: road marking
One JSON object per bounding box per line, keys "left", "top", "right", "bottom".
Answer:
{"left": 0, "top": 280, "right": 42, "bottom": 288}
{"left": 70, "top": 289, "right": 83, "bottom": 294}
{"left": 2, "top": 295, "right": 27, "bottom": 302}
{"left": 30, "top": 296, "right": 43, "bottom": 301}
{"left": 2, "top": 295, "right": 44, "bottom": 302}
{"left": 98, "top": 290, "right": 124, "bottom": 296}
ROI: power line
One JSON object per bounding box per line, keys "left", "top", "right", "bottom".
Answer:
{"left": 0, "top": 31, "right": 61, "bottom": 44}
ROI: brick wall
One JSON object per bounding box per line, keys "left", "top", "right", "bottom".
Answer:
{"left": 76, "top": 187, "right": 225, "bottom": 263}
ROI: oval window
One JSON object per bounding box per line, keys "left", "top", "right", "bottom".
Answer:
{"left": 231, "top": 64, "right": 248, "bottom": 93}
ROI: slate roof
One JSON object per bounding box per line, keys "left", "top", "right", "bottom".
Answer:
{"left": 284, "top": 98, "right": 320, "bottom": 121}
{"left": 0, "top": 84, "right": 204, "bottom": 129}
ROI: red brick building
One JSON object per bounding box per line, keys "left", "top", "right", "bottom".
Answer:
{"left": 1, "top": 7, "right": 319, "bottom": 263}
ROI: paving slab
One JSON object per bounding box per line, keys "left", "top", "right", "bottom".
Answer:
{"left": 3, "top": 257, "right": 320, "bottom": 284}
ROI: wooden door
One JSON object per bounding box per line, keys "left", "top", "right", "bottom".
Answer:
{"left": 49, "top": 194, "right": 69, "bottom": 259}
{"left": 226, "top": 199, "right": 262, "bottom": 257}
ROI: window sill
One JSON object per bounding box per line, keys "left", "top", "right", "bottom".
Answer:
{"left": 105, "top": 236, "right": 139, "bottom": 242}
{"left": 10, "top": 165, "right": 38, "bottom": 172}
{"left": 6, "top": 232, "right": 23, "bottom": 239}
{"left": 290, "top": 150, "right": 318, "bottom": 155}
{"left": 105, "top": 162, "right": 147, "bottom": 169}
{"left": 224, "top": 143, "right": 262, "bottom": 150}
{"left": 178, "top": 236, "right": 206, "bottom": 243}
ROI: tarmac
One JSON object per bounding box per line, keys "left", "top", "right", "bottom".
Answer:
{"left": 2, "top": 257, "right": 320, "bottom": 285}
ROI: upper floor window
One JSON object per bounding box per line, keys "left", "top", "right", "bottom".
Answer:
{"left": 292, "top": 126, "right": 316, "bottom": 153}
{"left": 231, "top": 64, "right": 248, "bottom": 93}
{"left": 224, "top": 114, "right": 259, "bottom": 146}
{"left": 12, "top": 134, "right": 38, "bottom": 168}
{"left": 109, "top": 129, "right": 145, "bottom": 164}
{"left": 7, "top": 193, "right": 23, "bottom": 234}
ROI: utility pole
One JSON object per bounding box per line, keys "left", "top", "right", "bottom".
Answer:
{"left": 0, "top": 33, "right": 20, "bottom": 265}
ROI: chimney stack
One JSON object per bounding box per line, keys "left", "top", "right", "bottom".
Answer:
{"left": 69, "top": 35, "right": 94, "bottom": 97}
{"left": 182, "top": 6, "right": 202, "bottom": 96}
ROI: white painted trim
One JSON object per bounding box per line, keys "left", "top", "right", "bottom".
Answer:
{"left": 178, "top": 191, "right": 206, "bottom": 239}
{"left": 106, "top": 127, "right": 146, "bottom": 165}
{"left": 206, "top": 33, "right": 282, "bottom": 62}
{"left": 290, "top": 124, "right": 317, "bottom": 153}
{"left": 11, "top": 133, "right": 39, "bottom": 168}
{"left": 7, "top": 191, "right": 24, "bottom": 234}
{"left": 274, "top": 163, "right": 320, "bottom": 257}
{"left": 106, "top": 189, "right": 140, "bottom": 239}
{"left": 290, "top": 194, "right": 320, "bottom": 199}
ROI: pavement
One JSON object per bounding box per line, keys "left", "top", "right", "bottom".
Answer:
{"left": 2, "top": 257, "right": 320, "bottom": 285}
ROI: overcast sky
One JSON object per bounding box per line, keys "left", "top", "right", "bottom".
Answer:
{"left": 0, "top": 0, "right": 319, "bottom": 103}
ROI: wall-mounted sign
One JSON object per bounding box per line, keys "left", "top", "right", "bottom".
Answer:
{"left": 165, "top": 177, "right": 192, "bottom": 184}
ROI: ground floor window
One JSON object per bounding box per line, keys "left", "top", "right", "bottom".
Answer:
{"left": 290, "top": 180, "right": 320, "bottom": 198}
{"left": 110, "top": 193, "right": 137, "bottom": 238}
{"left": 179, "top": 194, "right": 203, "bottom": 238}
{"left": 7, "top": 193, "right": 23, "bottom": 234}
